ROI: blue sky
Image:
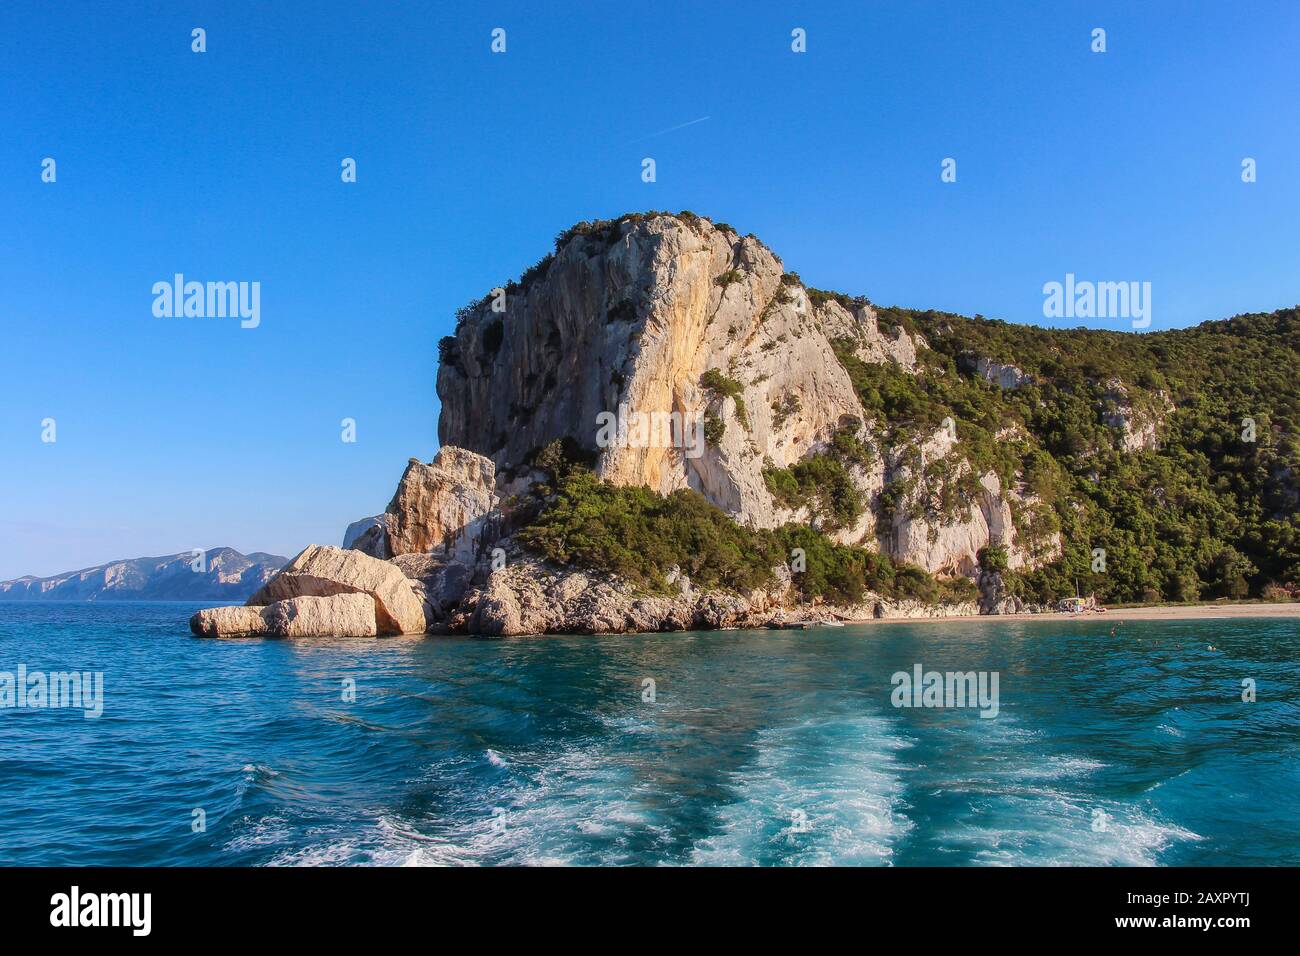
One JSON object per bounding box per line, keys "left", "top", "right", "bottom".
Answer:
{"left": 1, "top": 0, "right": 1296, "bottom": 579}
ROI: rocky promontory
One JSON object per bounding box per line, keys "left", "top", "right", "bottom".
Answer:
{"left": 190, "top": 211, "right": 1296, "bottom": 637}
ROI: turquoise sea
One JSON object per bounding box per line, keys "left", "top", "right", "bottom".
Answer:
{"left": 1, "top": 602, "right": 1297, "bottom": 866}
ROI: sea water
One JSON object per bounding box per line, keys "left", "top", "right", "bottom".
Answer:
{"left": 1, "top": 602, "right": 1296, "bottom": 866}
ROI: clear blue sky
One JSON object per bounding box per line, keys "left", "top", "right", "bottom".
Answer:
{"left": 1, "top": 0, "right": 1296, "bottom": 579}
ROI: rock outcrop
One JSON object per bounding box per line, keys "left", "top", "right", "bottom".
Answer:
{"left": 958, "top": 353, "right": 1030, "bottom": 390}
{"left": 1097, "top": 379, "right": 1172, "bottom": 453}
{"left": 190, "top": 592, "right": 379, "bottom": 638}
{"left": 978, "top": 570, "right": 1023, "bottom": 615}
{"left": 351, "top": 448, "right": 498, "bottom": 561}
{"left": 877, "top": 427, "right": 1026, "bottom": 576}
{"left": 448, "top": 547, "right": 989, "bottom": 637}
{"left": 439, "top": 217, "right": 880, "bottom": 529}
{"left": 246, "top": 545, "right": 425, "bottom": 635}
{"left": 189, "top": 605, "right": 270, "bottom": 638}
{"left": 342, "top": 516, "right": 383, "bottom": 550}
{"left": 452, "top": 554, "right": 789, "bottom": 636}
{"left": 259, "top": 593, "right": 378, "bottom": 638}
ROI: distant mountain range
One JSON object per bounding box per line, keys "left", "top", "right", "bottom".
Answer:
{"left": 0, "top": 548, "right": 288, "bottom": 602}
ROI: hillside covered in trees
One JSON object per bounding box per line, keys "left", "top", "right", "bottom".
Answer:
{"left": 885, "top": 306, "right": 1300, "bottom": 604}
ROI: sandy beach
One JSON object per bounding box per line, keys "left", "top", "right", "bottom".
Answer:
{"left": 859, "top": 601, "right": 1300, "bottom": 626}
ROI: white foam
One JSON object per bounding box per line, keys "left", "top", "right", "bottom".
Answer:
{"left": 925, "top": 717, "right": 1199, "bottom": 865}
{"left": 262, "top": 738, "right": 674, "bottom": 866}
{"left": 689, "top": 713, "right": 914, "bottom": 866}
{"left": 938, "top": 790, "right": 1201, "bottom": 866}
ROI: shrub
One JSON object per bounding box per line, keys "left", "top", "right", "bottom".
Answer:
{"left": 517, "top": 470, "right": 783, "bottom": 593}
{"left": 938, "top": 575, "right": 980, "bottom": 604}
{"left": 791, "top": 455, "right": 862, "bottom": 530}
{"left": 700, "top": 368, "right": 748, "bottom": 429}
{"left": 531, "top": 437, "right": 597, "bottom": 482}
{"left": 894, "top": 563, "right": 940, "bottom": 603}
{"left": 771, "top": 395, "right": 801, "bottom": 430}
{"left": 703, "top": 410, "right": 725, "bottom": 446}
{"left": 977, "top": 544, "right": 1010, "bottom": 574}
{"left": 438, "top": 336, "right": 462, "bottom": 373}
{"left": 828, "top": 421, "right": 872, "bottom": 466}
{"left": 763, "top": 465, "right": 803, "bottom": 508}
{"left": 764, "top": 454, "right": 863, "bottom": 530}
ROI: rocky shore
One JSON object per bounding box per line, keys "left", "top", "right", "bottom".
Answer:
{"left": 191, "top": 442, "right": 1032, "bottom": 639}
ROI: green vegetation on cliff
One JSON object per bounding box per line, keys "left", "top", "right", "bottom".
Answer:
{"left": 516, "top": 443, "right": 949, "bottom": 606}
{"left": 517, "top": 304, "right": 1299, "bottom": 607}
{"left": 451, "top": 211, "right": 1298, "bottom": 609}
{"left": 886, "top": 306, "right": 1300, "bottom": 604}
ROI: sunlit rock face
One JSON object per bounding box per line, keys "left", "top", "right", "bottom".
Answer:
{"left": 247, "top": 545, "right": 425, "bottom": 635}
{"left": 437, "top": 213, "right": 1048, "bottom": 573}
{"left": 350, "top": 448, "right": 498, "bottom": 563}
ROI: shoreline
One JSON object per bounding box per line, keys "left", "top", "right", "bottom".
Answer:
{"left": 840, "top": 601, "right": 1300, "bottom": 627}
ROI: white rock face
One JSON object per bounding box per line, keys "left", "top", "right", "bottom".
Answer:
{"left": 1098, "top": 380, "right": 1171, "bottom": 453}
{"left": 873, "top": 426, "right": 1026, "bottom": 575}
{"left": 438, "top": 213, "right": 1052, "bottom": 580}
{"left": 873, "top": 599, "right": 980, "bottom": 619}
{"left": 349, "top": 447, "right": 498, "bottom": 562}
{"left": 260, "top": 593, "right": 378, "bottom": 638}
{"left": 189, "top": 605, "right": 269, "bottom": 638}
{"left": 190, "top": 593, "right": 380, "bottom": 638}
{"left": 454, "top": 553, "right": 813, "bottom": 636}
{"left": 818, "top": 298, "right": 924, "bottom": 369}
{"left": 449, "top": 546, "right": 999, "bottom": 636}
{"left": 438, "top": 216, "right": 870, "bottom": 531}
{"left": 889, "top": 471, "right": 1019, "bottom": 576}
{"left": 246, "top": 544, "right": 425, "bottom": 635}
{"left": 185, "top": 215, "right": 1079, "bottom": 637}
{"left": 974, "top": 357, "right": 1029, "bottom": 390}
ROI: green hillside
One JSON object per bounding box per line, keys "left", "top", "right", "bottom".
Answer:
{"left": 899, "top": 306, "right": 1300, "bottom": 603}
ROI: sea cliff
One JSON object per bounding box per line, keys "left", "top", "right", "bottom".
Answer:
{"left": 190, "top": 212, "right": 1299, "bottom": 637}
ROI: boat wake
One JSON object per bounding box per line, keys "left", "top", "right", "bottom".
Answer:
{"left": 689, "top": 712, "right": 914, "bottom": 866}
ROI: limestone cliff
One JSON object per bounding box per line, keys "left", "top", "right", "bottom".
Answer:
{"left": 437, "top": 211, "right": 1051, "bottom": 575}
{"left": 1097, "top": 378, "right": 1173, "bottom": 453}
